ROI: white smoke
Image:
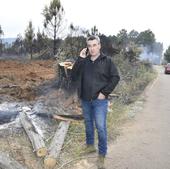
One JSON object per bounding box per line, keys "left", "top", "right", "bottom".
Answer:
{"left": 140, "top": 46, "right": 162, "bottom": 65}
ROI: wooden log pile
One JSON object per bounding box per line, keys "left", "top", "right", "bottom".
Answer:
{"left": 19, "top": 106, "right": 72, "bottom": 169}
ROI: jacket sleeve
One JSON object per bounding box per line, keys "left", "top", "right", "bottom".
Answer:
{"left": 71, "top": 56, "right": 85, "bottom": 82}
{"left": 101, "top": 58, "right": 120, "bottom": 97}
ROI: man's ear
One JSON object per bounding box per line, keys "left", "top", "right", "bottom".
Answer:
{"left": 99, "top": 43, "right": 101, "bottom": 50}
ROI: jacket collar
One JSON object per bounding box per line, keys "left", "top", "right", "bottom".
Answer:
{"left": 99, "top": 53, "right": 107, "bottom": 59}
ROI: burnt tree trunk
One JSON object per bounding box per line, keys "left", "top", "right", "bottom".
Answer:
{"left": 58, "top": 62, "right": 73, "bottom": 89}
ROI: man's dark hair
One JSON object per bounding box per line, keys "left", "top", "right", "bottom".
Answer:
{"left": 86, "top": 35, "right": 100, "bottom": 43}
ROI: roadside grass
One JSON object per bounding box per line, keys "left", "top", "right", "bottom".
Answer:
{"left": 107, "top": 100, "right": 128, "bottom": 141}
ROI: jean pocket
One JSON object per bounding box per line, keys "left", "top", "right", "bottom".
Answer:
{"left": 96, "top": 98, "right": 108, "bottom": 102}
{"left": 97, "top": 98, "right": 105, "bottom": 100}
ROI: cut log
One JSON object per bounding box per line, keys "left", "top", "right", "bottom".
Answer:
{"left": 0, "top": 151, "right": 27, "bottom": 169}
{"left": 19, "top": 107, "right": 47, "bottom": 157}
{"left": 44, "top": 121, "right": 70, "bottom": 169}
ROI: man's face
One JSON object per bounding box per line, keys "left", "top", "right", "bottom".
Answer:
{"left": 87, "top": 39, "right": 101, "bottom": 57}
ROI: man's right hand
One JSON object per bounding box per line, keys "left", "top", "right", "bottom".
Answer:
{"left": 80, "top": 48, "right": 88, "bottom": 58}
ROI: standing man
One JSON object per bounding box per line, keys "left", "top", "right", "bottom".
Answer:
{"left": 71, "top": 35, "right": 120, "bottom": 169}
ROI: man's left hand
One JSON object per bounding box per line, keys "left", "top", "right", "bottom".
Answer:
{"left": 97, "top": 93, "right": 106, "bottom": 100}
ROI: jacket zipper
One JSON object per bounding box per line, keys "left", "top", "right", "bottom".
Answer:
{"left": 90, "top": 61, "right": 95, "bottom": 101}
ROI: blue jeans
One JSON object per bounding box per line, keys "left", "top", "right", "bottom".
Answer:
{"left": 81, "top": 99, "right": 108, "bottom": 156}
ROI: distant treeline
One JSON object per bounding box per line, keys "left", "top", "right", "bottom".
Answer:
{"left": 0, "top": 0, "right": 166, "bottom": 62}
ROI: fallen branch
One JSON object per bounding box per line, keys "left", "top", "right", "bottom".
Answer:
{"left": 0, "top": 151, "right": 27, "bottom": 169}
{"left": 44, "top": 121, "right": 70, "bottom": 169}
{"left": 109, "top": 93, "right": 119, "bottom": 98}
{"left": 53, "top": 114, "right": 74, "bottom": 122}
{"left": 53, "top": 114, "right": 83, "bottom": 122}
{"left": 19, "top": 107, "right": 47, "bottom": 157}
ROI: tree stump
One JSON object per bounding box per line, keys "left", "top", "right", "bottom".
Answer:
{"left": 58, "top": 61, "right": 73, "bottom": 89}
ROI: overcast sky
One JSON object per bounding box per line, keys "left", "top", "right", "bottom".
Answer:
{"left": 0, "top": 0, "right": 169, "bottom": 49}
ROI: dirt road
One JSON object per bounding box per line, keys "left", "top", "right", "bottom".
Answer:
{"left": 106, "top": 65, "right": 170, "bottom": 169}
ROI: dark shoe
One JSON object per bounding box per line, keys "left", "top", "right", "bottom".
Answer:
{"left": 97, "top": 154, "right": 105, "bottom": 169}
{"left": 81, "top": 145, "right": 96, "bottom": 155}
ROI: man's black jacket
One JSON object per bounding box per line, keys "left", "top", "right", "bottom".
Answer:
{"left": 71, "top": 53, "right": 120, "bottom": 101}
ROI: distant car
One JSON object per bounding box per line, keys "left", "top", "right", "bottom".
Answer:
{"left": 164, "top": 63, "right": 170, "bottom": 74}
